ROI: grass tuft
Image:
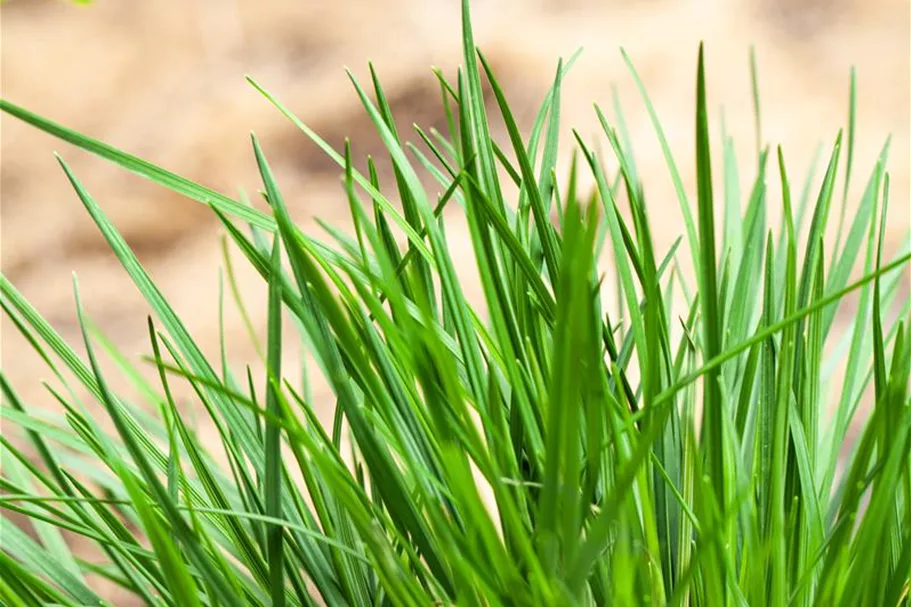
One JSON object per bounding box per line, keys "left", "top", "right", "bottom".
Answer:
{"left": 1, "top": 2, "right": 909, "bottom": 605}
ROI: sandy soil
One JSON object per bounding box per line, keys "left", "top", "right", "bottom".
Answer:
{"left": 1, "top": 0, "right": 908, "bottom": 601}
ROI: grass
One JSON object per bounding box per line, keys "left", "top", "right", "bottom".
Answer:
{"left": 1, "top": 1, "right": 910, "bottom": 604}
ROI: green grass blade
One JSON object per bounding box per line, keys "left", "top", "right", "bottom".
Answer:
{"left": 694, "top": 44, "right": 727, "bottom": 532}
{"left": 252, "top": 136, "right": 289, "bottom": 607}
{"left": 0, "top": 99, "right": 272, "bottom": 230}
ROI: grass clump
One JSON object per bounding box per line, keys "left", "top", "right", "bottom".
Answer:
{"left": 1, "top": 2, "right": 909, "bottom": 605}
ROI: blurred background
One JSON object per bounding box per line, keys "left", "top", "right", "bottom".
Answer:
{"left": 2, "top": 0, "right": 909, "bottom": 455}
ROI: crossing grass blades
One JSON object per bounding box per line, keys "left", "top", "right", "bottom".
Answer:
{"left": 1, "top": 2, "right": 910, "bottom": 605}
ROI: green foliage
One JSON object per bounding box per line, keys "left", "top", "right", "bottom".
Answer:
{"left": 1, "top": 2, "right": 909, "bottom": 604}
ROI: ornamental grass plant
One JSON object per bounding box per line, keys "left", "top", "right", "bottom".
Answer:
{"left": 1, "top": 2, "right": 909, "bottom": 605}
